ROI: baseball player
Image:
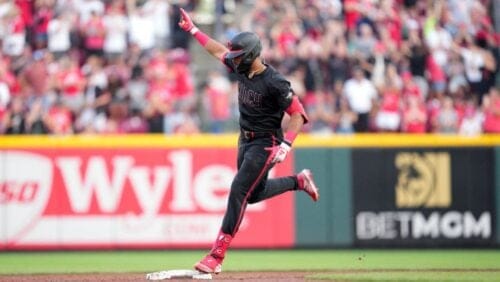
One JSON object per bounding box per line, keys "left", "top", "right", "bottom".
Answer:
{"left": 178, "top": 8, "right": 319, "bottom": 274}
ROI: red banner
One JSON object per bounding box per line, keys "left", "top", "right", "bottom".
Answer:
{"left": 0, "top": 148, "right": 294, "bottom": 250}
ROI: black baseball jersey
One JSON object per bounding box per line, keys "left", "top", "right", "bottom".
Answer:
{"left": 223, "top": 55, "right": 293, "bottom": 132}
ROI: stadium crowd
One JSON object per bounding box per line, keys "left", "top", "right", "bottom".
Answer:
{"left": 0, "top": 0, "right": 498, "bottom": 135}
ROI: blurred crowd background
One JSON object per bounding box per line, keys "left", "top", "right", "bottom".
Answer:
{"left": 0, "top": 0, "right": 499, "bottom": 135}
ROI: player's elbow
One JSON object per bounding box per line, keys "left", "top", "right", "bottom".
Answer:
{"left": 289, "top": 112, "right": 306, "bottom": 126}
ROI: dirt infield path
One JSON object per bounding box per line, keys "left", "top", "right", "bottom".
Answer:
{"left": 0, "top": 272, "right": 315, "bottom": 281}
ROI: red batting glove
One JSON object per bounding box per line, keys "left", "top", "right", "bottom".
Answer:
{"left": 178, "top": 8, "right": 197, "bottom": 34}
{"left": 265, "top": 142, "right": 291, "bottom": 164}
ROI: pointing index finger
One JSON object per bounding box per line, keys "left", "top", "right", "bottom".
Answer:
{"left": 180, "top": 8, "right": 188, "bottom": 19}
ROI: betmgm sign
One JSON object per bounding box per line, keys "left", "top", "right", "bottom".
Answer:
{"left": 352, "top": 149, "right": 494, "bottom": 247}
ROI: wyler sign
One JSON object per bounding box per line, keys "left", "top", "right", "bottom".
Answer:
{"left": 352, "top": 148, "right": 494, "bottom": 247}
{"left": 0, "top": 148, "right": 294, "bottom": 250}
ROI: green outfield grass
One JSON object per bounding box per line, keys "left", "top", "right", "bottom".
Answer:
{"left": 0, "top": 249, "right": 499, "bottom": 281}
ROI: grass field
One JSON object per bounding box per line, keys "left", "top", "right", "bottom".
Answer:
{"left": 1, "top": 249, "right": 499, "bottom": 281}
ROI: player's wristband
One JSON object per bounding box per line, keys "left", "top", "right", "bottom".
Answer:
{"left": 284, "top": 131, "right": 298, "bottom": 145}
{"left": 189, "top": 26, "right": 199, "bottom": 35}
{"left": 190, "top": 27, "right": 210, "bottom": 47}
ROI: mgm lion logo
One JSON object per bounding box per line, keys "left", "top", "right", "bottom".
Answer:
{"left": 395, "top": 152, "right": 451, "bottom": 208}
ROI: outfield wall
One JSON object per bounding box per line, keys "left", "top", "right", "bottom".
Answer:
{"left": 295, "top": 146, "right": 496, "bottom": 248}
{"left": 1, "top": 134, "right": 499, "bottom": 250}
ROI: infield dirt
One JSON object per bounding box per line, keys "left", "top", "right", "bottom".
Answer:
{"left": 0, "top": 272, "right": 315, "bottom": 281}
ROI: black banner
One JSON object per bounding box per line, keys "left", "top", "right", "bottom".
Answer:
{"left": 352, "top": 148, "right": 495, "bottom": 247}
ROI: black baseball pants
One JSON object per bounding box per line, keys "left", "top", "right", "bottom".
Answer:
{"left": 221, "top": 133, "right": 298, "bottom": 236}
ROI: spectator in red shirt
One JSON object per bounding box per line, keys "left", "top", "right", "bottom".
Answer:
{"left": 32, "top": 0, "right": 53, "bottom": 49}
{"left": 426, "top": 55, "right": 447, "bottom": 98}
{"left": 167, "top": 49, "right": 194, "bottom": 102}
{"left": 374, "top": 64, "right": 402, "bottom": 132}
{"left": 401, "top": 72, "right": 422, "bottom": 102}
{"left": 343, "top": 0, "right": 363, "bottom": 32}
{"left": 56, "top": 56, "right": 87, "bottom": 113}
{"left": 81, "top": 10, "right": 106, "bottom": 58}
{"left": 401, "top": 95, "right": 427, "bottom": 134}
{"left": 204, "top": 70, "right": 232, "bottom": 133}
{"left": 483, "top": 87, "right": 500, "bottom": 133}
{"left": 46, "top": 98, "right": 73, "bottom": 134}
{"left": 379, "top": 0, "right": 402, "bottom": 48}
{"left": 271, "top": 16, "right": 302, "bottom": 60}
{"left": 14, "top": 0, "right": 33, "bottom": 30}
{"left": 143, "top": 58, "right": 173, "bottom": 133}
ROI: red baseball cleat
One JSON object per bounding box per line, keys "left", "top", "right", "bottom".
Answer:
{"left": 298, "top": 169, "right": 319, "bottom": 201}
{"left": 194, "top": 254, "right": 222, "bottom": 274}
{"left": 194, "top": 231, "right": 232, "bottom": 274}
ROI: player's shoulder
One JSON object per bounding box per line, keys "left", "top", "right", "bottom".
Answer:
{"left": 264, "top": 64, "right": 284, "bottom": 78}
{"left": 264, "top": 65, "right": 289, "bottom": 85}
{"left": 262, "top": 65, "right": 290, "bottom": 94}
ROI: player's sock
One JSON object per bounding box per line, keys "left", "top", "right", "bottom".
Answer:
{"left": 209, "top": 230, "right": 232, "bottom": 261}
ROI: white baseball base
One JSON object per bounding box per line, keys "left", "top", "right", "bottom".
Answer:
{"left": 146, "top": 269, "right": 212, "bottom": 280}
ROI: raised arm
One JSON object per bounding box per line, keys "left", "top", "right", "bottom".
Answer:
{"left": 178, "top": 8, "right": 228, "bottom": 61}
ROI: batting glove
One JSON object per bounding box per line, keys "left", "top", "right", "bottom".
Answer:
{"left": 266, "top": 141, "right": 291, "bottom": 164}
{"left": 178, "top": 8, "right": 198, "bottom": 34}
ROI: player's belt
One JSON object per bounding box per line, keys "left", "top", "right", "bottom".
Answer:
{"left": 241, "top": 129, "right": 278, "bottom": 140}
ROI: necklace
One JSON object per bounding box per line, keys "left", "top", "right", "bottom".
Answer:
{"left": 248, "top": 64, "right": 266, "bottom": 79}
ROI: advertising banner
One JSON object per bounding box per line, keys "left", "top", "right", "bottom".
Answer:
{"left": 353, "top": 148, "right": 495, "bottom": 247}
{"left": 0, "top": 148, "right": 294, "bottom": 250}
